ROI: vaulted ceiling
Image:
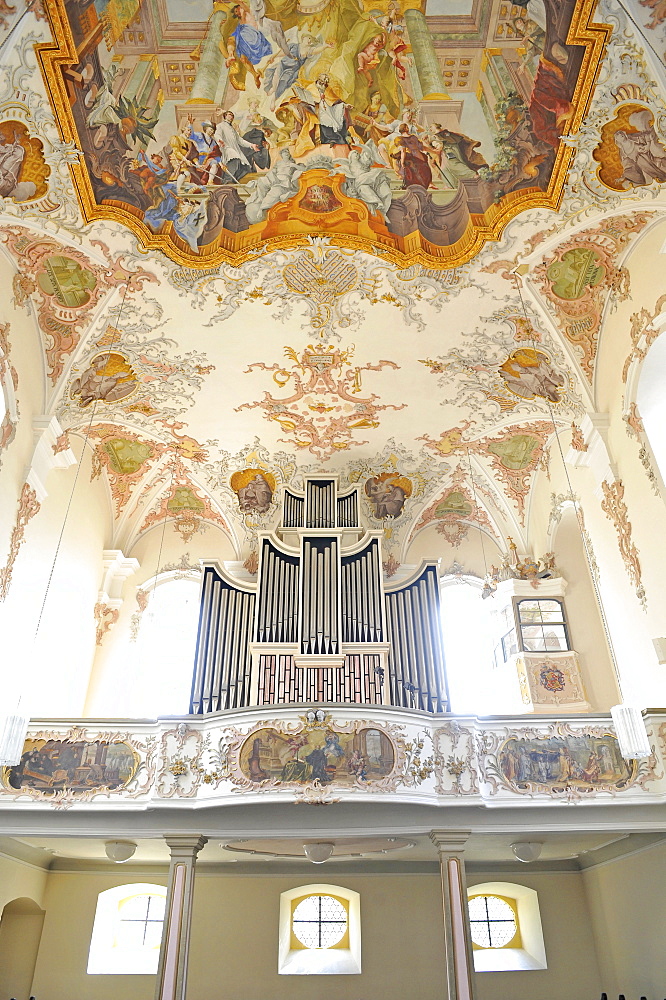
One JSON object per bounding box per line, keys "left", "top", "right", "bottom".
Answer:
{"left": 1, "top": 0, "right": 665, "bottom": 567}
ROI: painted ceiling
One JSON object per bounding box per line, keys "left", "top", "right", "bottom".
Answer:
{"left": 37, "top": 0, "right": 609, "bottom": 265}
{"left": 0, "top": 0, "right": 666, "bottom": 569}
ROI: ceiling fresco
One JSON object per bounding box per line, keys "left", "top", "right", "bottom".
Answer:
{"left": 0, "top": 0, "right": 665, "bottom": 586}
{"left": 37, "top": 0, "right": 609, "bottom": 266}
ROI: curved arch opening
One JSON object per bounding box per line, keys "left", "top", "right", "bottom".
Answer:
{"left": 0, "top": 896, "right": 45, "bottom": 998}
{"left": 130, "top": 576, "right": 201, "bottom": 717}
{"left": 440, "top": 577, "right": 495, "bottom": 715}
{"left": 279, "top": 883, "right": 361, "bottom": 976}
{"left": 637, "top": 326, "right": 666, "bottom": 489}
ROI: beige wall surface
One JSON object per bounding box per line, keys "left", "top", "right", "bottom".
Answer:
{"left": 0, "top": 906, "right": 46, "bottom": 1000}
{"left": 31, "top": 872, "right": 167, "bottom": 1000}
{"left": 31, "top": 872, "right": 444, "bottom": 1000}
{"left": 467, "top": 871, "right": 602, "bottom": 1000}
{"left": 26, "top": 867, "right": 608, "bottom": 1000}
{"left": 0, "top": 855, "right": 48, "bottom": 1000}
{"left": 0, "top": 853, "right": 47, "bottom": 913}
{"left": 189, "top": 873, "right": 444, "bottom": 1000}
{"left": 583, "top": 842, "right": 666, "bottom": 997}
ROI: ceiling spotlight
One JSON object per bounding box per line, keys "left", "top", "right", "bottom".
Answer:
{"left": 303, "top": 842, "right": 335, "bottom": 864}
{"left": 105, "top": 840, "right": 137, "bottom": 864}
{"left": 511, "top": 842, "right": 542, "bottom": 864}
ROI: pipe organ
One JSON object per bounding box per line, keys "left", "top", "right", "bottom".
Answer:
{"left": 191, "top": 475, "right": 449, "bottom": 713}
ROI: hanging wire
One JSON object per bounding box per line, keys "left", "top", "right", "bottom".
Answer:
{"left": 464, "top": 444, "right": 492, "bottom": 589}
{"left": 514, "top": 279, "right": 626, "bottom": 700}
{"left": 146, "top": 450, "right": 179, "bottom": 614}
{"left": 0, "top": 3, "right": 38, "bottom": 59}
{"left": 33, "top": 278, "right": 133, "bottom": 640}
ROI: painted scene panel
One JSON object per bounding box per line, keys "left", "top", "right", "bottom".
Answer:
{"left": 240, "top": 725, "right": 394, "bottom": 783}
{"left": 3, "top": 738, "right": 139, "bottom": 793}
{"left": 499, "top": 733, "right": 635, "bottom": 789}
{"left": 39, "top": 0, "right": 608, "bottom": 264}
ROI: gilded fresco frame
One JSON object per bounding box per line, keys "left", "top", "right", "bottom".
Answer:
{"left": 224, "top": 714, "right": 407, "bottom": 794}
{"left": 494, "top": 728, "right": 639, "bottom": 795}
{"left": 36, "top": 0, "right": 612, "bottom": 270}
{"left": 0, "top": 728, "right": 145, "bottom": 806}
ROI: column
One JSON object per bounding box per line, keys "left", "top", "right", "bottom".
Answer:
{"left": 154, "top": 835, "right": 208, "bottom": 1000}
{"left": 404, "top": 9, "right": 448, "bottom": 99}
{"left": 430, "top": 831, "right": 476, "bottom": 1000}
{"left": 188, "top": 6, "right": 228, "bottom": 104}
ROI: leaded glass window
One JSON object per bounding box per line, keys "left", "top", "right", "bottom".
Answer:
{"left": 117, "top": 893, "right": 165, "bottom": 949}
{"left": 292, "top": 894, "right": 347, "bottom": 949}
{"left": 468, "top": 894, "right": 517, "bottom": 949}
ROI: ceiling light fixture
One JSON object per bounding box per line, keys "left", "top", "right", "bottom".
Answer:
{"left": 105, "top": 840, "right": 137, "bottom": 863}
{"left": 303, "top": 842, "right": 335, "bottom": 864}
{"left": 511, "top": 842, "right": 542, "bottom": 864}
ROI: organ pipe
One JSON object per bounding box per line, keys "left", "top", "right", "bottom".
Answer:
{"left": 384, "top": 564, "right": 449, "bottom": 713}
{"left": 341, "top": 539, "right": 383, "bottom": 644}
{"left": 192, "top": 478, "right": 448, "bottom": 714}
{"left": 191, "top": 565, "right": 255, "bottom": 714}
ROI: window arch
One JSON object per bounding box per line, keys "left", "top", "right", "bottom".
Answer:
{"left": 278, "top": 884, "right": 361, "bottom": 975}
{"left": 130, "top": 575, "right": 201, "bottom": 717}
{"left": 440, "top": 577, "right": 495, "bottom": 714}
{"left": 0, "top": 334, "right": 18, "bottom": 464}
{"left": 635, "top": 324, "right": 666, "bottom": 491}
{"left": 87, "top": 883, "right": 166, "bottom": 975}
{"left": 467, "top": 881, "right": 546, "bottom": 972}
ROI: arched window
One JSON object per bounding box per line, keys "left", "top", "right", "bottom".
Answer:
{"left": 467, "top": 881, "right": 546, "bottom": 972}
{"left": 87, "top": 883, "right": 166, "bottom": 975}
{"left": 440, "top": 578, "right": 495, "bottom": 714}
{"left": 278, "top": 884, "right": 361, "bottom": 975}
{"left": 131, "top": 576, "right": 200, "bottom": 716}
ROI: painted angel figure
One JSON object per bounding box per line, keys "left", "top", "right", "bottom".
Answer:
{"left": 263, "top": 31, "right": 331, "bottom": 110}
{"left": 248, "top": 0, "right": 291, "bottom": 58}
{"left": 244, "top": 148, "right": 306, "bottom": 224}
{"left": 331, "top": 141, "right": 392, "bottom": 218}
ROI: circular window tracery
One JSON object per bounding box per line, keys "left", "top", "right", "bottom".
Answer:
{"left": 468, "top": 894, "right": 517, "bottom": 949}
{"left": 292, "top": 894, "right": 347, "bottom": 949}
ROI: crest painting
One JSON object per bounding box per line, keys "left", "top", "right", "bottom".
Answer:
{"left": 38, "top": 0, "right": 609, "bottom": 267}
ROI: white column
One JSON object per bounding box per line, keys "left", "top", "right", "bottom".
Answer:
{"left": 430, "top": 831, "right": 476, "bottom": 1000}
{"left": 155, "top": 835, "right": 207, "bottom": 1000}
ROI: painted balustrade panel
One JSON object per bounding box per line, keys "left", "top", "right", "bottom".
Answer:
{"left": 0, "top": 710, "right": 664, "bottom": 810}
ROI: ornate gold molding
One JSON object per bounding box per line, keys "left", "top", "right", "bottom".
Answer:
{"left": 36, "top": 0, "right": 611, "bottom": 269}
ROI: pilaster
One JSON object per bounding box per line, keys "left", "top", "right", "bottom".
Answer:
{"left": 429, "top": 830, "right": 476, "bottom": 1000}
{"left": 155, "top": 834, "right": 208, "bottom": 1000}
